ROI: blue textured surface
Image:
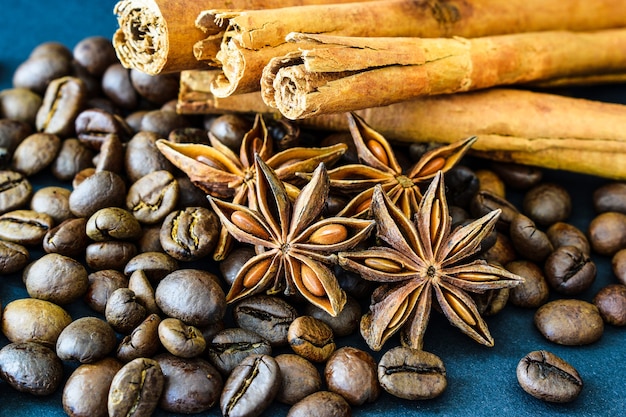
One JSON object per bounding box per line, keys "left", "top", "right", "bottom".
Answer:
{"left": 1, "top": 1, "right": 626, "bottom": 417}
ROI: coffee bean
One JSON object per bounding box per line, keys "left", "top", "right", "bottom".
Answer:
{"left": 69, "top": 170, "right": 126, "bottom": 218}
{"left": 105, "top": 288, "right": 147, "bottom": 334}
{"left": 443, "top": 165, "right": 480, "bottom": 208}
{"left": 0, "top": 87, "right": 42, "bottom": 125}
{"left": 107, "top": 358, "right": 164, "bottom": 417}
{"left": 159, "top": 206, "right": 220, "bottom": 261}
{"left": 220, "top": 246, "right": 256, "bottom": 286}
{"left": 155, "top": 353, "right": 223, "bottom": 414}
{"left": 56, "top": 317, "right": 117, "bottom": 363}
{"left": 63, "top": 357, "right": 123, "bottom": 417}
{"left": 155, "top": 269, "right": 226, "bottom": 327}
{"left": 207, "top": 327, "right": 273, "bottom": 375}
{"left": 24, "top": 252, "right": 89, "bottom": 304}
{"left": 51, "top": 138, "right": 95, "bottom": 181}
{"left": 30, "top": 186, "right": 72, "bottom": 224}
{"left": 546, "top": 221, "right": 591, "bottom": 255}
{"left": 124, "top": 131, "right": 175, "bottom": 183}
{"left": 544, "top": 245, "right": 596, "bottom": 295}
{"left": 116, "top": 314, "right": 161, "bottom": 363}
{"left": 11, "top": 132, "right": 61, "bottom": 176}
{"left": 286, "top": 391, "right": 351, "bottom": 417}
{"left": 73, "top": 36, "right": 118, "bottom": 77}
{"left": 275, "top": 353, "right": 322, "bottom": 405}
{"left": 378, "top": 346, "right": 447, "bottom": 400}
{"left": 85, "top": 241, "right": 138, "bottom": 271}
{"left": 303, "top": 295, "right": 361, "bottom": 337}
{"left": 75, "top": 108, "right": 131, "bottom": 150}
{"left": 0, "top": 209, "right": 54, "bottom": 245}
{"left": 102, "top": 63, "right": 138, "bottom": 110}
{"left": 233, "top": 294, "right": 298, "bottom": 346}
{"left": 0, "top": 119, "right": 32, "bottom": 166}
{"left": 505, "top": 260, "right": 550, "bottom": 308}
{"left": 130, "top": 69, "right": 179, "bottom": 105}
{"left": 523, "top": 183, "right": 571, "bottom": 226}
{"left": 123, "top": 251, "right": 179, "bottom": 282}
{"left": 208, "top": 114, "right": 253, "bottom": 151}
{"left": 0, "top": 170, "right": 32, "bottom": 214}
{"left": 516, "top": 350, "right": 583, "bottom": 403}
{"left": 588, "top": 211, "right": 626, "bottom": 256}
{"left": 490, "top": 161, "right": 543, "bottom": 189}
{"left": 94, "top": 135, "right": 125, "bottom": 174}
{"left": 534, "top": 299, "right": 604, "bottom": 345}
{"left": 128, "top": 270, "right": 159, "bottom": 315}
{"left": 593, "top": 182, "right": 626, "bottom": 214}
{"left": 43, "top": 217, "right": 89, "bottom": 257}
{"left": 593, "top": 284, "right": 626, "bottom": 326}
{"left": 1, "top": 298, "right": 72, "bottom": 347}
{"left": 472, "top": 287, "right": 510, "bottom": 316}
{"left": 611, "top": 248, "right": 626, "bottom": 285}
{"left": 126, "top": 170, "right": 179, "bottom": 225}
{"left": 36, "top": 76, "right": 86, "bottom": 137}
{"left": 475, "top": 169, "right": 506, "bottom": 198}
{"left": 158, "top": 317, "right": 206, "bottom": 358}
{"left": 509, "top": 213, "right": 553, "bottom": 262}
{"left": 288, "top": 316, "right": 336, "bottom": 363}
{"left": 86, "top": 207, "right": 142, "bottom": 241}
{"left": 167, "top": 127, "right": 210, "bottom": 144}
{"left": 140, "top": 109, "right": 188, "bottom": 138}
{"left": 84, "top": 269, "right": 129, "bottom": 314}
{"left": 0, "top": 341, "right": 64, "bottom": 396}
{"left": 12, "top": 52, "right": 73, "bottom": 95}
{"left": 220, "top": 354, "right": 281, "bottom": 417}
{"left": 470, "top": 190, "right": 519, "bottom": 232}
{"left": 0, "top": 240, "right": 29, "bottom": 274}
{"left": 324, "top": 346, "right": 380, "bottom": 406}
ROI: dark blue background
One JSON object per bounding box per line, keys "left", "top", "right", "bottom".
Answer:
{"left": 1, "top": 1, "right": 626, "bottom": 416}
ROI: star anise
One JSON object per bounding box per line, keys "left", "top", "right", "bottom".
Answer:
{"left": 207, "top": 154, "right": 375, "bottom": 316}
{"left": 338, "top": 171, "right": 524, "bottom": 350}
{"left": 156, "top": 114, "right": 347, "bottom": 260}
{"left": 303, "top": 112, "right": 475, "bottom": 219}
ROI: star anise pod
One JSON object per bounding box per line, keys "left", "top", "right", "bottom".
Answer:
{"left": 338, "top": 171, "right": 524, "bottom": 350}
{"left": 303, "top": 112, "right": 475, "bottom": 219}
{"left": 207, "top": 154, "right": 375, "bottom": 316}
{"left": 156, "top": 114, "right": 347, "bottom": 260}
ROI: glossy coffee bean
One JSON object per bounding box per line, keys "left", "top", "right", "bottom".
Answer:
{"left": 140, "top": 109, "right": 188, "bottom": 138}
{"left": 286, "top": 391, "right": 351, "bottom": 417}
{"left": 378, "top": 346, "right": 447, "bottom": 400}
{"left": 159, "top": 206, "right": 220, "bottom": 261}
{"left": 124, "top": 131, "right": 175, "bottom": 183}
{"left": 85, "top": 241, "right": 138, "bottom": 271}
{"left": 116, "top": 314, "right": 161, "bottom": 363}
{"left": 544, "top": 245, "right": 595, "bottom": 295}
{"left": 51, "top": 138, "right": 94, "bottom": 181}
{"left": 69, "top": 170, "right": 126, "bottom": 218}
{"left": 73, "top": 36, "right": 118, "bottom": 77}
{"left": 75, "top": 108, "right": 131, "bottom": 150}
{"left": 105, "top": 288, "right": 147, "bottom": 334}
{"left": 56, "top": 317, "right": 117, "bottom": 363}
{"left": 0, "top": 170, "right": 32, "bottom": 214}
{"left": 505, "top": 260, "right": 550, "bottom": 308}
{"left": 43, "top": 217, "right": 89, "bottom": 257}
{"left": 102, "top": 63, "right": 138, "bottom": 110}
{"left": 0, "top": 209, "right": 54, "bottom": 246}
{"left": 11, "top": 132, "right": 61, "bottom": 176}
{"left": 12, "top": 52, "right": 73, "bottom": 94}
{"left": 303, "top": 295, "right": 361, "bottom": 337}
{"left": 208, "top": 327, "right": 273, "bottom": 376}
{"left": 107, "top": 358, "right": 164, "bottom": 417}
{"left": 233, "top": 294, "right": 298, "bottom": 346}
{"left": 588, "top": 211, "right": 626, "bottom": 256}
{"left": 470, "top": 190, "right": 519, "bottom": 232}
{"left": 522, "top": 183, "right": 571, "bottom": 226}
{"left": 0, "top": 341, "right": 64, "bottom": 396}
{"left": 63, "top": 357, "right": 123, "bottom": 417}
{"left": 325, "top": 346, "right": 380, "bottom": 406}
{"left": 130, "top": 69, "right": 179, "bottom": 105}
{"left": 128, "top": 270, "right": 159, "bottom": 315}
{"left": 0, "top": 88, "right": 42, "bottom": 125}
{"left": 288, "top": 316, "right": 336, "bottom": 363}
{"left": 220, "top": 246, "right": 256, "bottom": 286}
{"left": 126, "top": 170, "right": 179, "bottom": 225}
{"left": 509, "top": 213, "right": 553, "bottom": 262}
{"left": 275, "top": 353, "right": 322, "bottom": 405}
{"left": 0, "top": 240, "right": 29, "bottom": 274}
{"left": 86, "top": 207, "right": 142, "bottom": 241}
{"left": 24, "top": 252, "right": 89, "bottom": 305}
{"left": 534, "top": 299, "right": 604, "bottom": 345}
{"left": 208, "top": 114, "right": 253, "bottom": 151}
{"left": 490, "top": 161, "right": 543, "bottom": 189}
{"left": 158, "top": 317, "right": 206, "bottom": 358}
{"left": 516, "top": 350, "right": 583, "bottom": 403}
{"left": 593, "top": 284, "right": 626, "bottom": 326}
{"left": 36, "top": 76, "right": 86, "bottom": 137}
{"left": 30, "top": 186, "right": 72, "bottom": 224}
{"left": 594, "top": 182, "right": 626, "bottom": 213}
{"left": 123, "top": 251, "right": 179, "bottom": 282}
{"left": 475, "top": 169, "right": 505, "bottom": 198}
{"left": 1, "top": 298, "right": 72, "bottom": 348}
{"left": 546, "top": 221, "right": 591, "bottom": 255}
{"left": 84, "top": 269, "right": 129, "bottom": 314}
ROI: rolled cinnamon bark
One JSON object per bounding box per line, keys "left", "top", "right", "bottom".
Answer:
{"left": 205, "top": 0, "right": 626, "bottom": 97}
{"left": 112, "top": 0, "right": 366, "bottom": 75}
{"left": 261, "top": 30, "right": 626, "bottom": 119}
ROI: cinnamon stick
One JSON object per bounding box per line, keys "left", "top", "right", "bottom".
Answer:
{"left": 261, "top": 30, "right": 626, "bottom": 119}
{"left": 202, "top": 0, "right": 626, "bottom": 97}
{"left": 112, "top": 0, "right": 368, "bottom": 75}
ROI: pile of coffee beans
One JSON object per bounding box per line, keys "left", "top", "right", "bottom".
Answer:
{"left": 1, "top": 35, "right": 625, "bottom": 416}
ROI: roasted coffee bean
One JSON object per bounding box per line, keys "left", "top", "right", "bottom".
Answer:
{"left": 51, "top": 138, "right": 95, "bottom": 181}
{"left": 12, "top": 52, "right": 73, "bottom": 94}
{"left": 208, "top": 114, "right": 253, "bottom": 151}
{"left": 509, "top": 213, "right": 553, "bottom": 262}
{"left": 102, "top": 63, "right": 138, "bottom": 110}
{"left": 84, "top": 269, "right": 129, "bottom": 314}
{"left": 75, "top": 108, "right": 131, "bottom": 149}
{"left": 546, "top": 221, "right": 591, "bottom": 255}
{"left": 12, "top": 132, "right": 61, "bottom": 176}
{"left": 275, "top": 353, "right": 322, "bottom": 405}
{"left": 303, "top": 295, "right": 361, "bottom": 337}
{"left": 286, "top": 391, "right": 351, "bottom": 417}
{"left": 593, "top": 182, "right": 626, "bottom": 214}
{"left": 116, "top": 314, "right": 161, "bottom": 363}
{"left": 124, "top": 131, "right": 175, "bottom": 183}
{"left": 534, "top": 299, "right": 604, "bottom": 345}
{"left": 0, "top": 341, "right": 64, "bottom": 396}
{"left": 85, "top": 241, "right": 138, "bottom": 271}
{"left": 442, "top": 165, "right": 479, "bottom": 208}
{"left": 0, "top": 209, "right": 54, "bottom": 246}
{"left": 125, "top": 110, "right": 148, "bottom": 133}
{"left": 233, "top": 294, "right": 298, "bottom": 346}
{"left": 36, "top": 76, "right": 86, "bottom": 137}
{"left": 0, "top": 170, "right": 32, "bottom": 214}
{"left": 30, "top": 186, "right": 72, "bottom": 224}
{"left": 0, "top": 119, "right": 32, "bottom": 162}
{"left": 0, "top": 88, "right": 42, "bottom": 125}
{"left": 220, "top": 246, "right": 256, "bottom": 286}
{"left": 168, "top": 127, "right": 210, "bottom": 144}
{"left": 105, "top": 288, "right": 147, "bottom": 334}
{"left": 140, "top": 109, "right": 188, "bottom": 138}
{"left": 288, "top": 316, "right": 336, "bottom": 363}
{"left": 155, "top": 269, "right": 226, "bottom": 327}
{"left": 137, "top": 224, "right": 164, "bottom": 253}
{"left": 220, "top": 354, "right": 281, "bottom": 417}
{"left": 490, "top": 161, "right": 543, "bottom": 189}
{"left": 158, "top": 317, "right": 206, "bottom": 358}
{"left": 593, "top": 284, "right": 626, "bottom": 326}
{"left": 506, "top": 260, "right": 550, "bottom": 308}
{"left": 473, "top": 287, "right": 510, "bottom": 316}
{"left": 128, "top": 270, "right": 159, "bottom": 315}
{"left": 470, "top": 190, "right": 519, "bottom": 231}
{"left": 475, "top": 169, "right": 506, "bottom": 198}
{"left": 130, "top": 69, "right": 179, "bottom": 105}
{"left": 56, "top": 317, "right": 117, "bottom": 363}
{"left": 63, "top": 357, "right": 123, "bottom": 417}
{"left": 378, "top": 346, "right": 447, "bottom": 400}
{"left": 73, "top": 36, "right": 118, "bottom": 77}
{"left": 86, "top": 207, "right": 142, "bottom": 241}
{"left": 126, "top": 170, "right": 179, "bottom": 225}
{"left": 107, "top": 358, "right": 164, "bottom": 417}
{"left": 0, "top": 240, "right": 29, "bottom": 274}
{"left": 94, "top": 135, "right": 125, "bottom": 174}
{"left": 24, "top": 252, "right": 89, "bottom": 304}
{"left": 69, "top": 170, "right": 126, "bottom": 218}
{"left": 325, "top": 346, "right": 380, "bottom": 406}
{"left": 612, "top": 248, "right": 626, "bottom": 285}
{"left": 1, "top": 298, "right": 72, "bottom": 347}
{"left": 588, "top": 211, "right": 626, "bottom": 256}
{"left": 155, "top": 353, "right": 223, "bottom": 414}
{"left": 123, "top": 251, "right": 179, "bottom": 282}
{"left": 544, "top": 245, "right": 596, "bottom": 295}
{"left": 43, "top": 217, "right": 89, "bottom": 257}
{"left": 207, "top": 327, "right": 273, "bottom": 375}
{"left": 159, "top": 206, "right": 220, "bottom": 261}
{"left": 516, "top": 350, "right": 583, "bottom": 403}
{"left": 523, "top": 183, "right": 572, "bottom": 227}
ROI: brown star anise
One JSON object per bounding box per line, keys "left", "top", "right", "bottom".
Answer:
{"left": 304, "top": 112, "right": 475, "bottom": 219}
{"left": 207, "top": 154, "right": 375, "bottom": 316}
{"left": 338, "top": 171, "right": 524, "bottom": 350}
{"left": 156, "top": 114, "right": 347, "bottom": 260}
